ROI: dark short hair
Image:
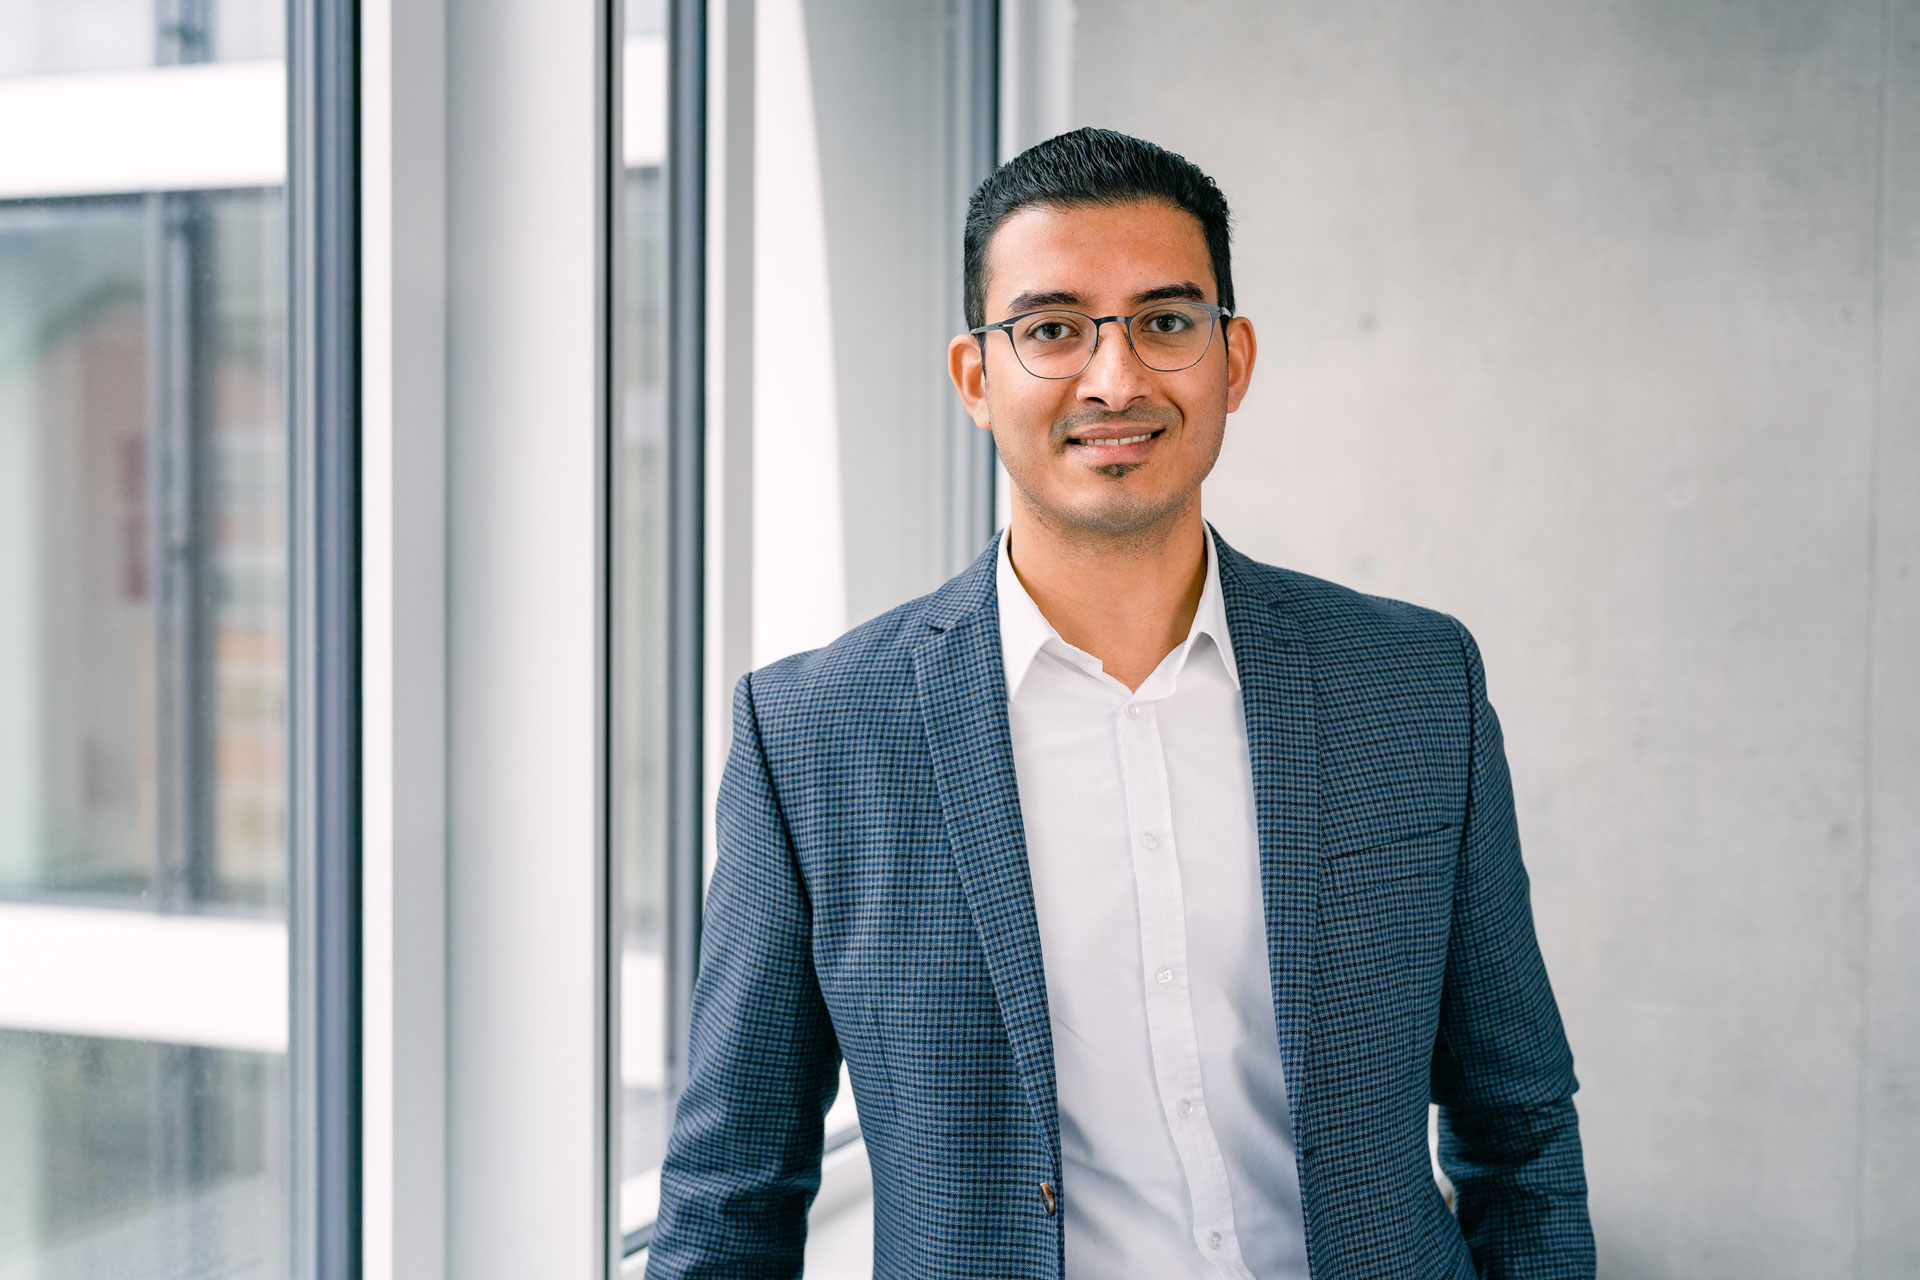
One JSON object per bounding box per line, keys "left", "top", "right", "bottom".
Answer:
{"left": 963, "top": 127, "right": 1234, "bottom": 330}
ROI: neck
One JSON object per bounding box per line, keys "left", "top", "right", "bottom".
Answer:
{"left": 1005, "top": 498, "right": 1209, "bottom": 693}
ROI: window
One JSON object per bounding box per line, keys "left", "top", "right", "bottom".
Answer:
{"left": 614, "top": 0, "right": 673, "bottom": 1236}
{"left": 4, "top": 0, "right": 999, "bottom": 1268}
{"left": 614, "top": 0, "right": 997, "bottom": 1256}
{"left": 0, "top": 1, "right": 352, "bottom": 1273}
{"left": 0, "top": 189, "right": 290, "bottom": 1275}
{"left": 0, "top": 191, "right": 287, "bottom": 909}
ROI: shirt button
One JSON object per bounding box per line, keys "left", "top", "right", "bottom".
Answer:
{"left": 1208, "top": 1230, "right": 1222, "bottom": 1249}
{"left": 1124, "top": 702, "right": 1142, "bottom": 719}
{"left": 1179, "top": 1098, "right": 1194, "bottom": 1117}
{"left": 1154, "top": 967, "right": 1174, "bottom": 985}
{"left": 1039, "top": 1181, "right": 1056, "bottom": 1216}
{"left": 1141, "top": 831, "right": 1159, "bottom": 849}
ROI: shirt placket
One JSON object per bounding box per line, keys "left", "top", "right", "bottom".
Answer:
{"left": 1116, "top": 690, "right": 1257, "bottom": 1280}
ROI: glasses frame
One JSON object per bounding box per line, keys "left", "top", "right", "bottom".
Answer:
{"left": 969, "top": 300, "right": 1232, "bottom": 379}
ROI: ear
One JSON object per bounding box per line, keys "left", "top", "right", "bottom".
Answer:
{"left": 1222, "top": 315, "right": 1257, "bottom": 414}
{"left": 948, "top": 332, "right": 993, "bottom": 430}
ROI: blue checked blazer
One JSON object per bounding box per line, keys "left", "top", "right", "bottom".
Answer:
{"left": 647, "top": 526, "right": 1593, "bottom": 1279}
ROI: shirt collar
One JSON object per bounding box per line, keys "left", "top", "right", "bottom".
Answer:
{"left": 995, "top": 521, "right": 1241, "bottom": 701}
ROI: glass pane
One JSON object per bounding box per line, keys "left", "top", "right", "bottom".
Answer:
{"left": 609, "top": 0, "right": 674, "bottom": 1240}
{"left": 0, "top": 1031, "right": 283, "bottom": 1273}
{"left": 0, "top": 0, "right": 290, "bottom": 1270}
{"left": 615, "top": 159, "right": 671, "bottom": 1225}
{"left": 0, "top": 192, "right": 286, "bottom": 910}
{"left": 0, "top": 0, "right": 283, "bottom": 78}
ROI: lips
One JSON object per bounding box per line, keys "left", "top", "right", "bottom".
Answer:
{"left": 1067, "top": 427, "right": 1166, "bottom": 460}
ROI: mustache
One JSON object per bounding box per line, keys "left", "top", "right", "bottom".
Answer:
{"left": 1051, "top": 404, "right": 1180, "bottom": 446}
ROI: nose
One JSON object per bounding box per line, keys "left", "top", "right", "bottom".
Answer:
{"left": 1074, "top": 316, "right": 1153, "bottom": 410}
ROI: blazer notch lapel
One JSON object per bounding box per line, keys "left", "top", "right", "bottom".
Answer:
{"left": 1217, "top": 531, "right": 1323, "bottom": 1140}
{"left": 912, "top": 607, "right": 1062, "bottom": 1166}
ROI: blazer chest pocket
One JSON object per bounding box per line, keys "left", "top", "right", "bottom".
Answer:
{"left": 1323, "top": 820, "right": 1461, "bottom": 887}
{"left": 1319, "top": 822, "right": 1461, "bottom": 984}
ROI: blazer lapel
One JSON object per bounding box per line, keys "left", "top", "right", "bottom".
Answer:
{"left": 911, "top": 539, "right": 1061, "bottom": 1167}
{"left": 1213, "top": 527, "right": 1322, "bottom": 1141}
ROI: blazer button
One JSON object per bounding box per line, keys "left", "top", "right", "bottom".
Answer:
{"left": 1039, "top": 1181, "right": 1056, "bottom": 1216}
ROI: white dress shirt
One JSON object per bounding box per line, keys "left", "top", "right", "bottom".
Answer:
{"left": 996, "top": 523, "right": 1309, "bottom": 1280}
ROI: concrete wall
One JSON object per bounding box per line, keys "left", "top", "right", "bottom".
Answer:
{"left": 1064, "top": 3, "right": 1918, "bottom": 1275}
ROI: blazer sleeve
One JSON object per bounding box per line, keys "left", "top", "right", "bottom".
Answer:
{"left": 645, "top": 672, "right": 843, "bottom": 1280}
{"left": 1430, "top": 620, "right": 1596, "bottom": 1279}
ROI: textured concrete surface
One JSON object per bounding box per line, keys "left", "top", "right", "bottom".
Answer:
{"left": 1065, "top": 3, "right": 1917, "bottom": 1275}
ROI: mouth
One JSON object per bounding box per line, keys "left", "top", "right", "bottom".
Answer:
{"left": 1073, "top": 430, "right": 1161, "bottom": 447}
{"left": 1066, "top": 427, "right": 1166, "bottom": 461}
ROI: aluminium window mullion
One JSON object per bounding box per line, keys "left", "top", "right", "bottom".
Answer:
{"left": 663, "top": 0, "right": 707, "bottom": 1115}
{"left": 950, "top": 0, "right": 1002, "bottom": 573}
{"left": 288, "top": 0, "right": 361, "bottom": 1274}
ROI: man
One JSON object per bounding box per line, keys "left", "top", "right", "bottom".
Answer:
{"left": 648, "top": 128, "right": 1592, "bottom": 1279}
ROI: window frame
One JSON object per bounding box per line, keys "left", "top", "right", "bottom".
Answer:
{"left": 287, "top": 0, "right": 363, "bottom": 1275}
{"left": 660, "top": 0, "right": 706, "bottom": 1151}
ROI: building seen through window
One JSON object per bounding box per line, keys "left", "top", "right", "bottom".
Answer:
{"left": 0, "top": 2, "right": 290, "bottom": 1273}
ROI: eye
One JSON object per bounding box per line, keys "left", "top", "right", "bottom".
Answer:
{"left": 1022, "top": 316, "right": 1080, "bottom": 343}
{"left": 1139, "top": 308, "right": 1195, "bottom": 335}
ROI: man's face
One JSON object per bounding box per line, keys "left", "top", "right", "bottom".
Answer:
{"left": 949, "top": 198, "right": 1256, "bottom": 541}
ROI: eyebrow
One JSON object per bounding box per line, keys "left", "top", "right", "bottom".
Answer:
{"left": 1001, "top": 280, "right": 1210, "bottom": 315}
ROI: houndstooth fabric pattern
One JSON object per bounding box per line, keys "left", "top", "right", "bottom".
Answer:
{"left": 645, "top": 526, "right": 1593, "bottom": 1280}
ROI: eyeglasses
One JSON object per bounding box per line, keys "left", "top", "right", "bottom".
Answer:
{"left": 969, "top": 301, "right": 1231, "bottom": 379}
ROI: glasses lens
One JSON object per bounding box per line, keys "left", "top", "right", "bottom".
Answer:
{"left": 1009, "top": 310, "right": 1096, "bottom": 378}
{"left": 1129, "top": 302, "right": 1216, "bottom": 371}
